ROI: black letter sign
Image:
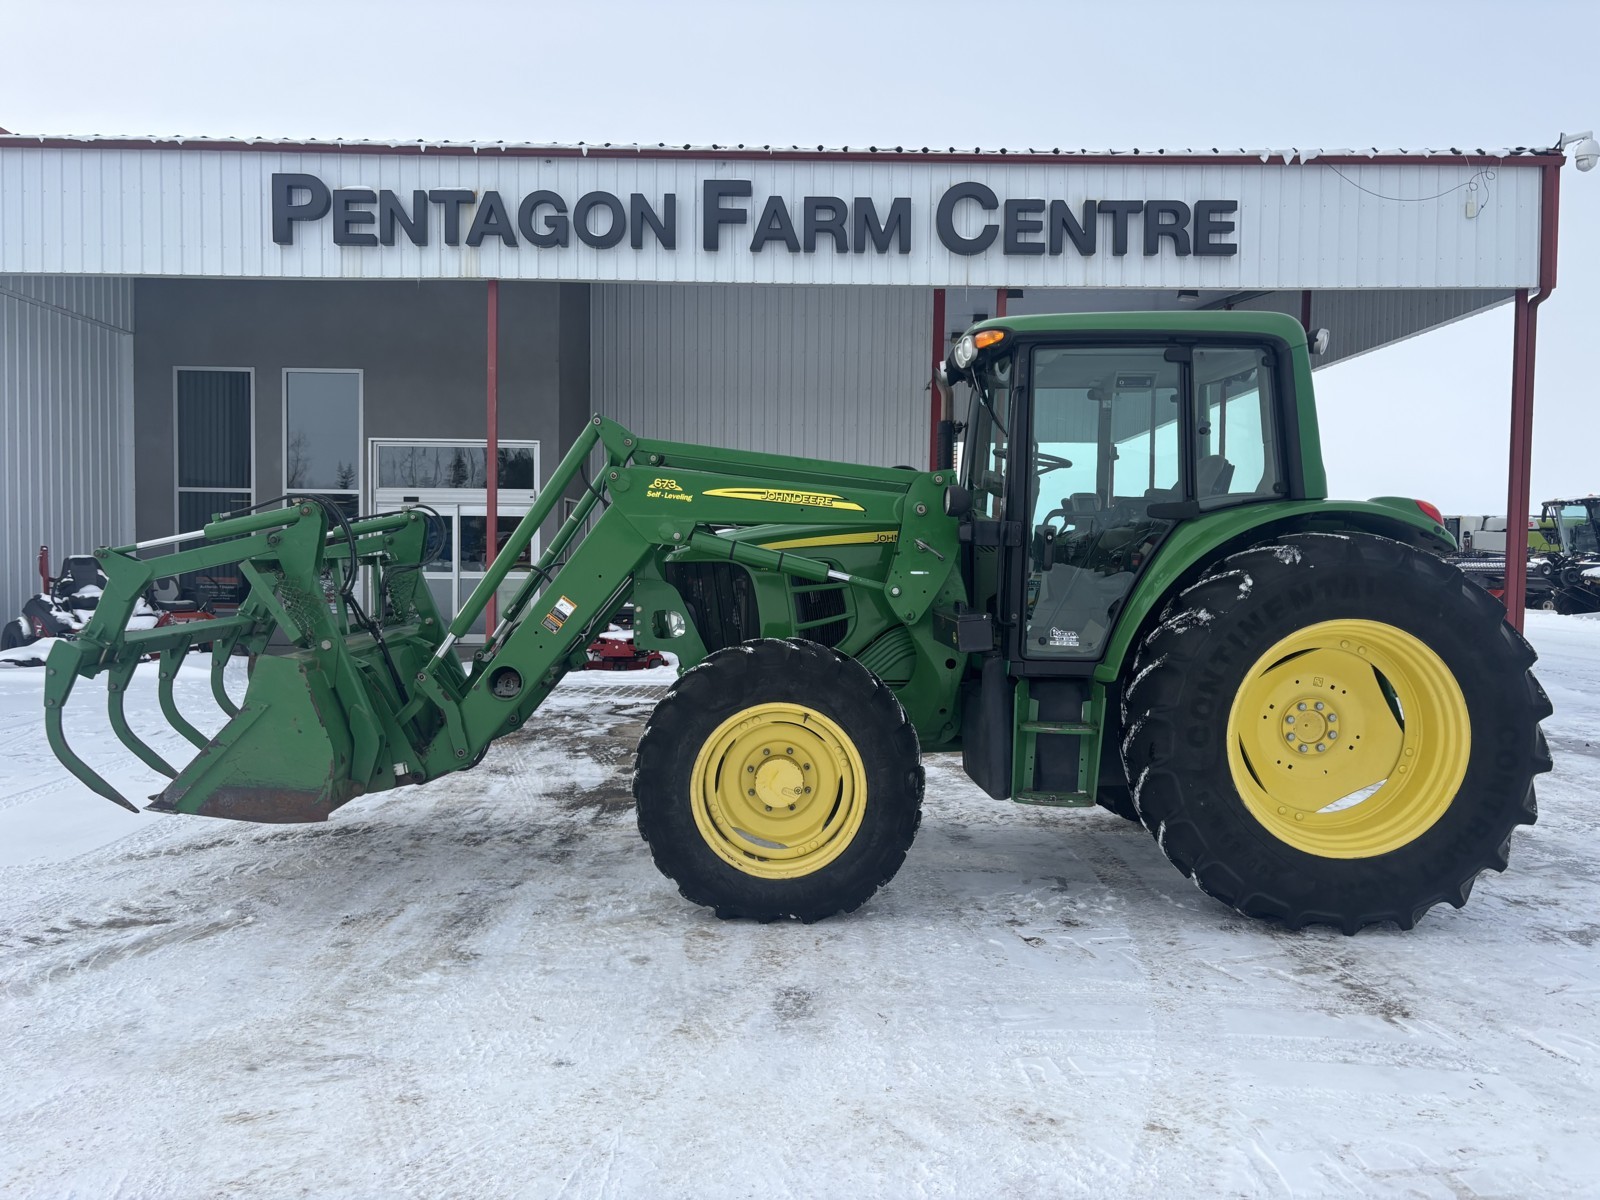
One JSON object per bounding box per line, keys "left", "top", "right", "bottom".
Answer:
{"left": 935, "top": 183, "right": 999, "bottom": 256}
{"left": 332, "top": 189, "right": 378, "bottom": 247}
{"left": 271, "top": 173, "right": 331, "bottom": 245}
{"left": 703, "top": 180, "right": 753, "bottom": 250}
{"left": 1142, "top": 201, "right": 1191, "bottom": 256}
{"left": 466, "top": 191, "right": 518, "bottom": 248}
{"left": 1193, "top": 200, "right": 1239, "bottom": 256}
{"left": 575, "top": 192, "right": 627, "bottom": 249}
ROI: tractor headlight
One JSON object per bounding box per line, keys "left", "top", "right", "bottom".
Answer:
{"left": 952, "top": 329, "right": 1005, "bottom": 369}
{"left": 654, "top": 610, "right": 687, "bottom": 639}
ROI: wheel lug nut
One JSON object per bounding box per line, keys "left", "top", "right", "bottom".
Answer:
{"left": 1297, "top": 745, "right": 1308, "bottom": 754}
{"left": 1328, "top": 731, "right": 1337, "bottom": 740}
{"left": 747, "top": 789, "right": 756, "bottom": 796}
{"left": 1286, "top": 715, "right": 1296, "bottom": 725}
{"left": 786, "top": 748, "right": 793, "bottom": 754}
{"left": 1316, "top": 744, "right": 1326, "bottom": 752}
{"left": 1297, "top": 702, "right": 1307, "bottom": 711}
{"left": 747, "top": 765, "right": 755, "bottom": 773}
{"left": 764, "top": 805, "right": 772, "bottom": 812}
{"left": 1328, "top": 713, "right": 1337, "bottom": 723}
{"left": 788, "top": 804, "right": 796, "bottom": 811}
{"left": 1286, "top": 733, "right": 1296, "bottom": 742}
{"left": 1314, "top": 702, "right": 1325, "bottom": 711}
{"left": 763, "top": 749, "right": 771, "bottom": 756}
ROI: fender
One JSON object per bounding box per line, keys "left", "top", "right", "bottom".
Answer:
{"left": 1094, "top": 498, "right": 1455, "bottom": 685}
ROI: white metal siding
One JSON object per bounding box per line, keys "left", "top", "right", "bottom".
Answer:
{"left": 0, "top": 148, "right": 1544, "bottom": 290}
{"left": 591, "top": 284, "right": 931, "bottom": 467}
{"left": 0, "top": 275, "right": 135, "bottom": 613}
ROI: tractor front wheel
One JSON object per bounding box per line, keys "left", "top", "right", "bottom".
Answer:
{"left": 634, "top": 639, "right": 924, "bottom": 922}
{"left": 1121, "top": 532, "right": 1551, "bottom": 933}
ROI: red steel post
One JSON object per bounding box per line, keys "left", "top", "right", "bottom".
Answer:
{"left": 995, "top": 287, "right": 1007, "bottom": 319}
{"left": 929, "top": 288, "right": 946, "bottom": 469}
{"left": 1503, "top": 290, "right": 1531, "bottom": 632}
{"left": 1502, "top": 163, "right": 1562, "bottom": 634}
{"left": 486, "top": 279, "right": 500, "bottom": 633}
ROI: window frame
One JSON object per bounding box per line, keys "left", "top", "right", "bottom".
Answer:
{"left": 172, "top": 365, "right": 255, "bottom": 533}
{"left": 282, "top": 367, "right": 364, "bottom": 512}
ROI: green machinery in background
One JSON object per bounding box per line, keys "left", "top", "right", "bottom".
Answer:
{"left": 45, "top": 312, "right": 1551, "bottom": 933}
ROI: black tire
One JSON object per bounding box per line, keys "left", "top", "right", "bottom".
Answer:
{"left": 1121, "top": 532, "right": 1551, "bottom": 934}
{"left": 1096, "top": 781, "right": 1142, "bottom": 823}
{"left": 0, "top": 618, "right": 30, "bottom": 651}
{"left": 634, "top": 638, "right": 924, "bottom": 922}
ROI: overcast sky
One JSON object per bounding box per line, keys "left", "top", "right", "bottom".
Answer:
{"left": 3, "top": 0, "right": 1594, "bottom": 513}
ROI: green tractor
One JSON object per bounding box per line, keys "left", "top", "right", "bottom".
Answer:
{"left": 44, "top": 312, "right": 1551, "bottom": 933}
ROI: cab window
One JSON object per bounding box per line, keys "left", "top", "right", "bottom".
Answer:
{"left": 963, "top": 352, "right": 1014, "bottom": 520}
{"left": 1193, "top": 346, "right": 1284, "bottom": 507}
{"left": 1025, "top": 347, "right": 1180, "bottom": 658}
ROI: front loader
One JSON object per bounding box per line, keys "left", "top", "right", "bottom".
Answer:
{"left": 45, "top": 312, "right": 1551, "bottom": 933}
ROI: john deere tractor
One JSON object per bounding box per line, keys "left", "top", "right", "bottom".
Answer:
{"left": 44, "top": 312, "right": 1550, "bottom": 933}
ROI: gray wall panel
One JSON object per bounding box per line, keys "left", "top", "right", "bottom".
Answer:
{"left": 0, "top": 276, "right": 135, "bottom": 615}
{"left": 591, "top": 283, "right": 932, "bottom": 468}
{"left": 132, "top": 279, "right": 565, "bottom": 541}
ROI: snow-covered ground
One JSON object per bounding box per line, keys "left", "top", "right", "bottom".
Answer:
{"left": 1, "top": 619, "right": 1597, "bottom": 1197}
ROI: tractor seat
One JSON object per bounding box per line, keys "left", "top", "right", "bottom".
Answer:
{"left": 1197, "top": 454, "right": 1236, "bottom": 497}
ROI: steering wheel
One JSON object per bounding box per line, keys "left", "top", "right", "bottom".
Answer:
{"left": 1037, "top": 451, "right": 1074, "bottom": 475}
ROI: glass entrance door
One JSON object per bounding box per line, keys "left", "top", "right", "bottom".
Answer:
{"left": 370, "top": 440, "right": 540, "bottom": 643}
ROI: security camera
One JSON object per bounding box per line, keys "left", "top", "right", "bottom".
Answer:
{"left": 1557, "top": 130, "right": 1599, "bottom": 172}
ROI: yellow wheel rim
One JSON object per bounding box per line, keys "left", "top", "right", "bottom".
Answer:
{"left": 1224, "top": 619, "right": 1471, "bottom": 859}
{"left": 690, "top": 702, "right": 868, "bottom": 879}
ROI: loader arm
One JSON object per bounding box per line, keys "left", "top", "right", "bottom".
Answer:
{"left": 46, "top": 416, "right": 962, "bottom": 822}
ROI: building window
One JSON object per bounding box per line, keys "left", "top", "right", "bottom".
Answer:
{"left": 176, "top": 368, "right": 253, "bottom": 531}
{"left": 284, "top": 369, "right": 362, "bottom": 520}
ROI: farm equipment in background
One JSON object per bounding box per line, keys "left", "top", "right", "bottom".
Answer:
{"left": 1531, "top": 496, "right": 1600, "bottom": 614}
{"left": 39, "top": 312, "right": 1552, "bottom": 934}
{"left": 1448, "top": 497, "right": 1600, "bottom": 614}
{"left": 582, "top": 605, "right": 669, "bottom": 670}
{"left": 2, "top": 546, "right": 219, "bottom": 662}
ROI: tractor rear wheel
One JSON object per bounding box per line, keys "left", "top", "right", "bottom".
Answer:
{"left": 634, "top": 638, "right": 924, "bottom": 922}
{"left": 1121, "top": 532, "right": 1551, "bottom": 933}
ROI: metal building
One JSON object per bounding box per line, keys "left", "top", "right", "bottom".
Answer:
{"left": 0, "top": 134, "right": 1577, "bottom": 630}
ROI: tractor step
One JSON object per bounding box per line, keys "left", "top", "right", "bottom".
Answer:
{"left": 1014, "top": 790, "right": 1096, "bottom": 807}
{"left": 1019, "top": 721, "right": 1095, "bottom": 736}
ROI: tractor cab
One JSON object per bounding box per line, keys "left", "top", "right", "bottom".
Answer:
{"left": 1537, "top": 497, "right": 1600, "bottom": 560}
{"left": 946, "top": 314, "right": 1302, "bottom": 665}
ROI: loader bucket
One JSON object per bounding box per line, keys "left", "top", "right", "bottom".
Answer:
{"left": 147, "top": 652, "right": 366, "bottom": 823}
{"left": 44, "top": 501, "right": 445, "bottom": 819}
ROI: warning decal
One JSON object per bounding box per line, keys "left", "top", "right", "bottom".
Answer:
{"left": 540, "top": 594, "right": 577, "bottom": 634}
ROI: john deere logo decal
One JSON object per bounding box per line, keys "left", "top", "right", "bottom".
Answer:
{"left": 702, "top": 487, "right": 864, "bottom": 512}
